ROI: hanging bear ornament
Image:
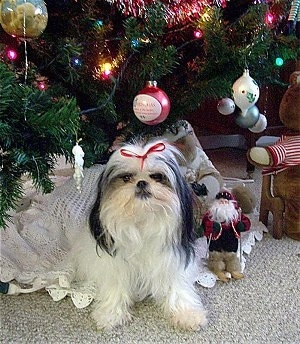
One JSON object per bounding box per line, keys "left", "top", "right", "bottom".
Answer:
{"left": 232, "top": 69, "right": 260, "bottom": 116}
{"left": 0, "top": 0, "right": 48, "bottom": 39}
{"left": 133, "top": 81, "right": 171, "bottom": 125}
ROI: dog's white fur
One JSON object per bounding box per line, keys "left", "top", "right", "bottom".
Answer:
{"left": 69, "top": 139, "right": 207, "bottom": 330}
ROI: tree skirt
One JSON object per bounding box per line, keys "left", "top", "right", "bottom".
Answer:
{"left": 0, "top": 165, "right": 267, "bottom": 308}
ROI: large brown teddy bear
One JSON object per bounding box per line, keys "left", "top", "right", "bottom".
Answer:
{"left": 248, "top": 71, "right": 300, "bottom": 241}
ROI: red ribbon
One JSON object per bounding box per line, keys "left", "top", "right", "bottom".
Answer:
{"left": 120, "top": 142, "right": 166, "bottom": 170}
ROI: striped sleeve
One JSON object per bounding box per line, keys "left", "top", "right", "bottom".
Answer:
{"left": 263, "top": 135, "right": 300, "bottom": 175}
{"left": 288, "top": 0, "right": 300, "bottom": 21}
{"left": 266, "top": 144, "right": 286, "bottom": 165}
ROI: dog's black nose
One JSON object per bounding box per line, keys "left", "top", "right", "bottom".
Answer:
{"left": 136, "top": 180, "right": 148, "bottom": 189}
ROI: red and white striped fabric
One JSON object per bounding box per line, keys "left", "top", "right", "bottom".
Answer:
{"left": 262, "top": 134, "right": 300, "bottom": 175}
{"left": 288, "top": 0, "right": 300, "bottom": 22}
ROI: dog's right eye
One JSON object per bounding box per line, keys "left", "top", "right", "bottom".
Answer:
{"left": 149, "top": 173, "right": 164, "bottom": 182}
{"left": 121, "top": 174, "right": 132, "bottom": 183}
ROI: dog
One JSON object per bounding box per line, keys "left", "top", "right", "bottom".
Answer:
{"left": 69, "top": 138, "right": 207, "bottom": 330}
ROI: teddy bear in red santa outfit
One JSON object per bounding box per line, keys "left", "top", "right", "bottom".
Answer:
{"left": 247, "top": 71, "right": 300, "bottom": 240}
{"left": 200, "top": 190, "right": 251, "bottom": 282}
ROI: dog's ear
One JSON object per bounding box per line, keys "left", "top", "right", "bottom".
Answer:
{"left": 179, "top": 179, "right": 196, "bottom": 265}
{"left": 89, "top": 174, "right": 115, "bottom": 256}
{"left": 167, "top": 159, "right": 195, "bottom": 264}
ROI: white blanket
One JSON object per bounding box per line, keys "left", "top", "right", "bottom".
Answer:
{"left": 0, "top": 165, "right": 267, "bottom": 308}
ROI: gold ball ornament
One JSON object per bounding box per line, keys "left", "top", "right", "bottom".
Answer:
{"left": 0, "top": 0, "right": 48, "bottom": 39}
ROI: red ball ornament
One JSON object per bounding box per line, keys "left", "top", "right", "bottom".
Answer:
{"left": 133, "top": 81, "right": 171, "bottom": 125}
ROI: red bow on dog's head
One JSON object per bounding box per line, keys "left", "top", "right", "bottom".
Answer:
{"left": 120, "top": 142, "right": 166, "bottom": 170}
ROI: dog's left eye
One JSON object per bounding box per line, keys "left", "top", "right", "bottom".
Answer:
{"left": 149, "top": 173, "right": 164, "bottom": 182}
{"left": 121, "top": 174, "right": 133, "bottom": 183}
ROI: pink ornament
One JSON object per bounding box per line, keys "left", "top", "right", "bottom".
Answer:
{"left": 133, "top": 81, "right": 171, "bottom": 125}
{"left": 217, "top": 98, "right": 235, "bottom": 115}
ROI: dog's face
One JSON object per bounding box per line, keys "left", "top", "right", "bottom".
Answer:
{"left": 105, "top": 168, "right": 173, "bottom": 202}
{"left": 89, "top": 139, "right": 196, "bottom": 258}
{"left": 100, "top": 141, "right": 180, "bottom": 213}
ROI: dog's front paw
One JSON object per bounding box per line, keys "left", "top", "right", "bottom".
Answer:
{"left": 92, "top": 308, "right": 133, "bottom": 331}
{"left": 171, "top": 308, "right": 207, "bottom": 331}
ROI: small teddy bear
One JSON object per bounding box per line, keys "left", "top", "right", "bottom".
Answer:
{"left": 248, "top": 71, "right": 300, "bottom": 241}
{"left": 200, "top": 190, "right": 251, "bottom": 282}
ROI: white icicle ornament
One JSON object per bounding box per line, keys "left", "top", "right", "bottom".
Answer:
{"left": 232, "top": 69, "right": 260, "bottom": 116}
{"left": 72, "top": 142, "right": 85, "bottom": 192}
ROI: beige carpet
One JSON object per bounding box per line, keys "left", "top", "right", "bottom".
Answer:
{"left": 1, "top": 148, "right": 300, "bottom": 344}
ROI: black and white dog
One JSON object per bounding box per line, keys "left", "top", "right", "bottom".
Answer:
{"left": 70, "top": 139, "right": 207, "bottom": 330}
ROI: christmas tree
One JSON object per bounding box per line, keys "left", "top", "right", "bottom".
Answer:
{"left": 0, "top": 0, "right": 299, "bottom": 227}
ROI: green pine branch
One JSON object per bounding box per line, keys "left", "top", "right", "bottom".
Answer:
{"left": 1, "top": 1, "right": 299, "bottom": 229}
{"left": 0, "top": 61, "right": 81, "bottom": 228}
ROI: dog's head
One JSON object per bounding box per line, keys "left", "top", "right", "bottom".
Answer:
{"left": 89, "top": 139, "right": 195, "bottom": 261}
